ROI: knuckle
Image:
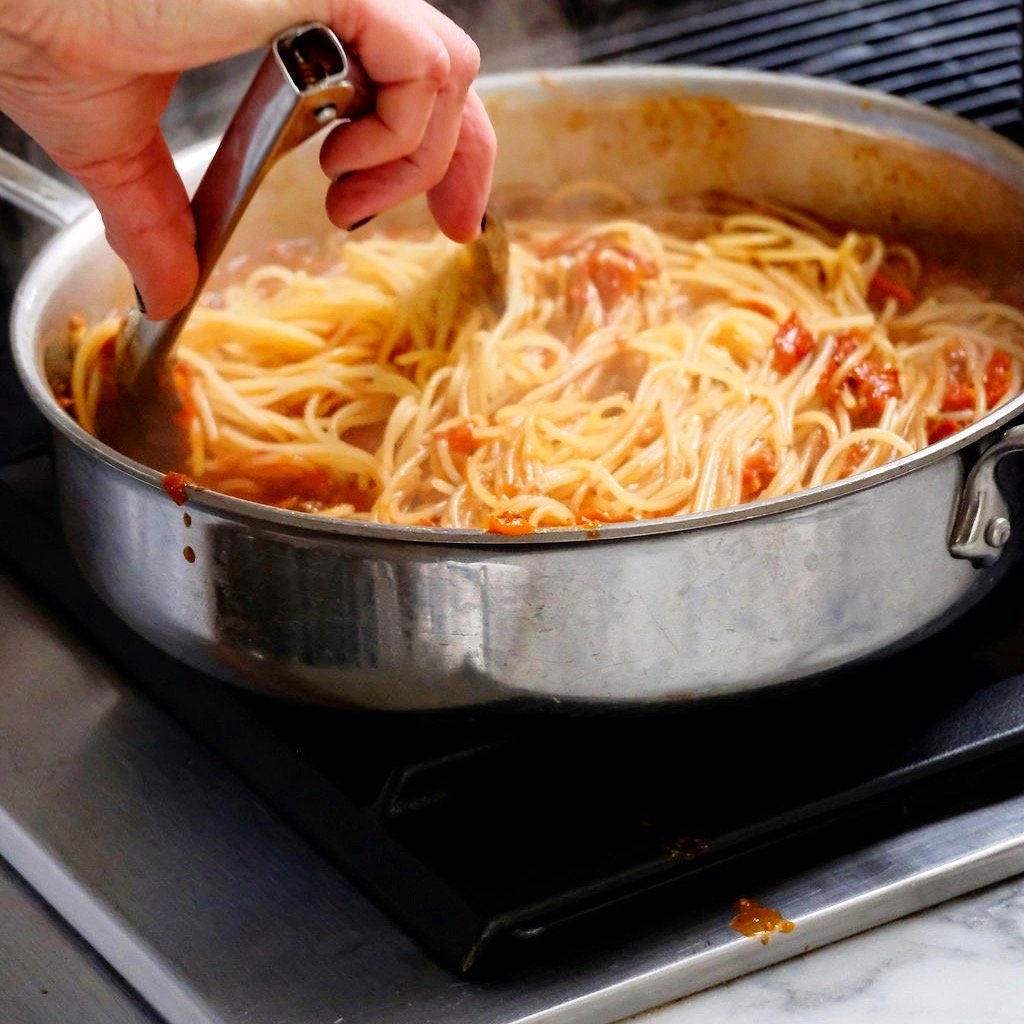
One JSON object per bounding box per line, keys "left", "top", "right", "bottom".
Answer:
{"left": 422, "top": 40, "right": 452, "bottom": 91}
{"left": 415, "top": 148, "right": 453, "bottom": 191}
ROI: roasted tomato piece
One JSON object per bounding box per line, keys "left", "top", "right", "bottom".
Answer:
{"left": 161, "top": 471, "right": 190, "bottom": 505}
{"left": 869, "top": 271, "right": 914, "bottom": 307}
{"left": 486, "top": 510, "right": 536, "bottom": 536}
{"left": 848, "top": 362, "right": 902, "bottom": 425}
{"left": 818, "top": 333, "right": 901, "bottom": 425}
{"left": 741, "top": 445, "right": 778, "bottom": 500}
{"left": 440, "top": 421, "right": 482, "bottom": 455}
{"left": 771, "top": 313, "right": 814, "bottom": 375}
{"left": 553, "top": 236, "right": 658, "bottom": 317}
{"left": 984, "top": 351, "right": 1013, "bottom": 407}
{"left": 940, "top": 341, "right": 976, "bottom": 412}
{"left": 927, "top": 418, "right": 961, "bottom": 445}
{"left": 816, "top": 333, "right": 861, "bottom": 399}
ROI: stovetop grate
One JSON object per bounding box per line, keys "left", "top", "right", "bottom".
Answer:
{"left": 480, "top": 0, "right": 1024, "bottom": 137}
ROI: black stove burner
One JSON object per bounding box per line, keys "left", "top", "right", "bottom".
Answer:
{"left": 3, "top": 453, "right": 1024, "bottom": 975}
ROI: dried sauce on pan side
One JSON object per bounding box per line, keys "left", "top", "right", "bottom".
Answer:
{"left": 161, "top": 471, "right": 190, "bottom": 505}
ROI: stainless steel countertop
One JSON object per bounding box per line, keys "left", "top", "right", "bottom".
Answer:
{"left": 0, "top": 858, "right": 159, "bottom": 1024}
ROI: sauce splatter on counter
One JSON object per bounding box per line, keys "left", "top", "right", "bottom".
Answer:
{"left": 729, "top": 898, "right": 796, "bottom": 945}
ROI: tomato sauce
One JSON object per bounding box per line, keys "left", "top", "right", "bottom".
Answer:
{"left": 161, "top": 471, "right": 190, "bottom": 505}
{"left": 729, "top": 898, "right": 796, "bottom": 945}
{"left": 172, "top": 361, "right": 198, "bottom": 431}
{"left": 816, "top": 333, "right": 861, "bottom": 399}
{"left": 939, "top": 341, "right": 976, "bottom": 412}
{"left": 770, "top": 313, "right": 814, "bottom": 374}
{"left": 840, "top": 440, "right": 871, "bottom": 477}
{"left": 869, "top": 271, "right": 915, "bottom": 307}
{"left": 486, "top": 510, "right": 536, "bottom": 536}
{"left": 985, "top": 351, "right": 1013, "bottom": 407}
{"left": 741, "top": 445, "right": 778, "bottom": 499}
{"left": 96, "top": 334, "right": 119, "bottom": 402}
{"left": 818, "top": 332, "right": 902, "bottom": 425}
{"left": 576, "top": 506, "right": 638, "bottom": 526}
{"left": 847, "top": 361, "right": 902, "bottom": 424}
{"left": 927, "top": 417, "right": 962, "bottom": 445}
{"left": 440, "top": 421, "right": 483, "bottom": 455}
{"left": 202, "top": 453, "right": 373, "bottom": 513}
{"left": 550, "top": 235, "right": 658, "bottom": 318}
{"left": 589, "top": 243, "right": 658, "bottom": 309}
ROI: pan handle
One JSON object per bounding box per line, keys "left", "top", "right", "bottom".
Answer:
{"left": 0, "top": 149, "right": 92, "bottom": 229}
{"left": 949, "top": 423, "right": 1024, "bottom": 565}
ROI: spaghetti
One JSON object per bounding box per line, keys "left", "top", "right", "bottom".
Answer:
{"left": 64, "top": 188, "right": 1024, "bottom": 533}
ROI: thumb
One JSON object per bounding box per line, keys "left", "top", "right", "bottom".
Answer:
{"left": 69, "top": 130, "right": 198, "bottom": 321}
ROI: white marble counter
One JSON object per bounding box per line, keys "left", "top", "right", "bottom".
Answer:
{"left": 638, "top": 875, "right": 1024, "bottom": 1023}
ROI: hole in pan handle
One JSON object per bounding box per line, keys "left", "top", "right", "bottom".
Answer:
{"left": 949, "top": 423, "right": 1024, "bottom": 566}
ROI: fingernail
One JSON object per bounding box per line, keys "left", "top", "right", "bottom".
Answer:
{"left": 347, "top": 215, "right": 376, "bottom": 232}
{"left": 133, "top": 283, "right": 147, "bottom": 316}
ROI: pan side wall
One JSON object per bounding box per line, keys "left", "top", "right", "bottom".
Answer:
{"left": 56, "top": 435, "right": 1004, "bottom": 709}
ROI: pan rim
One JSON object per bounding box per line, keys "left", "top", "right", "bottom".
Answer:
{"left": 13, "top": 63, "right": 1024, "bottom": 546}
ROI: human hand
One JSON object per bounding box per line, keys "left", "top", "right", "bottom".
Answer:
{"left": 0, "top": 0, "right": 496, "bottom": 319}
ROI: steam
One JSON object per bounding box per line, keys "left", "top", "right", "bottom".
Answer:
{"left": 439, "top": 1, "right": 581, "bottom": 71}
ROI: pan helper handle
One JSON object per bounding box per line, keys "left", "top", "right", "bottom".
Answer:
{"left": 949, "top": 423, "right": 1024, "bottom": 566}
{"left": 115, "top": 22, "right": 375, "bottom": 395}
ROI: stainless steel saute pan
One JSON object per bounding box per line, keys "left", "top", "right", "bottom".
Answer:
{"left": 8, "top": 65, "right": 1024, "bottom": 710}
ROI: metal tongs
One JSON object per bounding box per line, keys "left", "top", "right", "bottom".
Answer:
{"left": 115, "top": 22, "right": 375, "bottom": 393}
{"left": 470, "top": 205, "right": 509, "bottom": 315}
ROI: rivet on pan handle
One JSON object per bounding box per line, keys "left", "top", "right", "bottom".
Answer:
{"left": 115, "top": 22, "right": 375, "bottom": 394}
{"left": 949, "top": 423, "right": 1024, "bottom": 565}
